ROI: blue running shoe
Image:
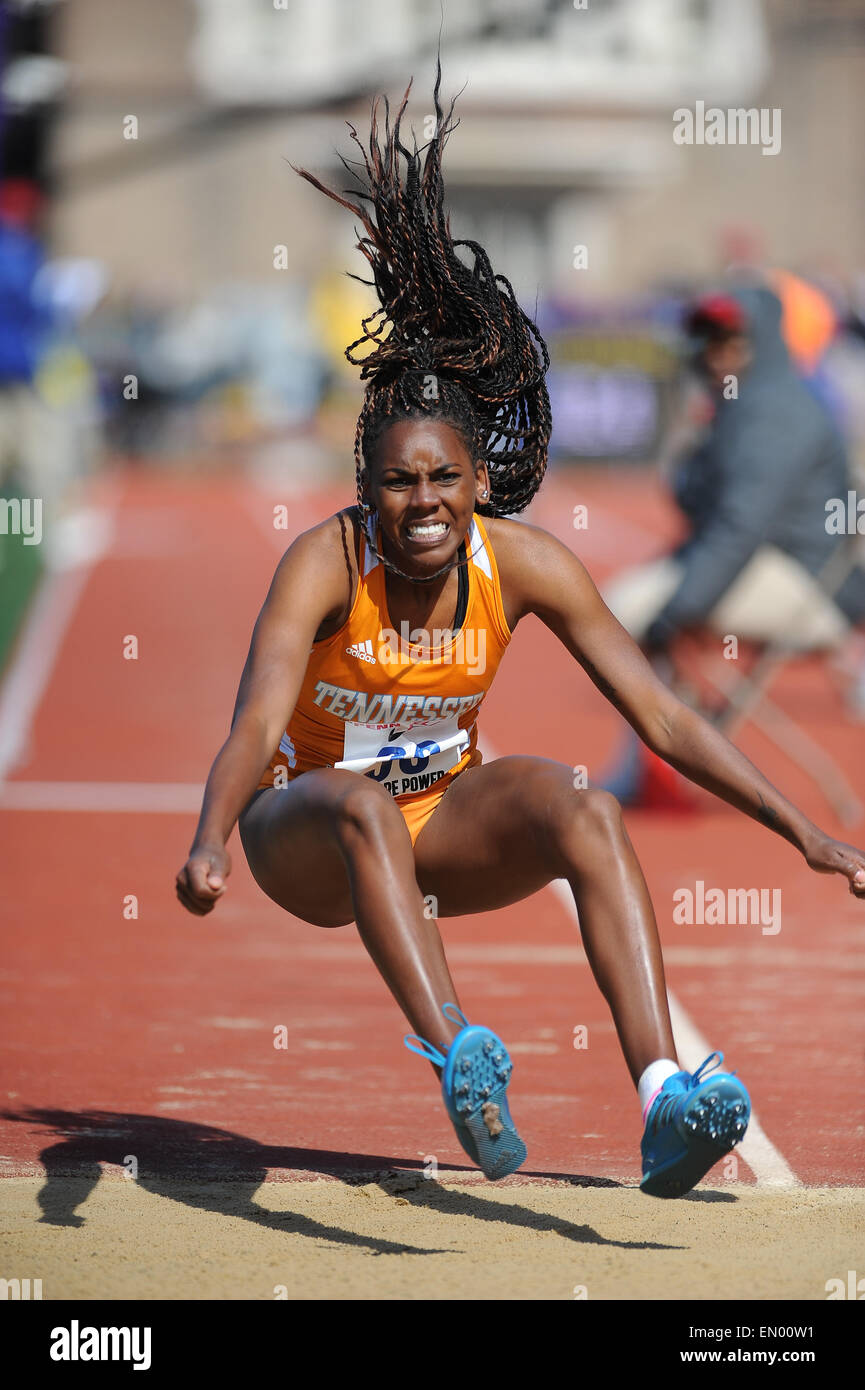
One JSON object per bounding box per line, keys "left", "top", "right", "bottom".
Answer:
{"left": 404, "top": 1003, "right": 527, "bottom": 1180}
{"left": 640, "top": 1052, "right": 750, "bottom": 1198}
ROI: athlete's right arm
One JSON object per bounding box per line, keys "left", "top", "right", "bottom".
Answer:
{"left": 175, "top": 518, "right": 351, "bottom": 916}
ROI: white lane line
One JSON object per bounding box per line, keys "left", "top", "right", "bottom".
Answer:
{"left": 0, "top": 781, "right": 205, "bottom": 812}
{"left": 0, "top": 568, "right": 89, "bottom": 783}
{"left": 476, "top": 732, "right": 799, "bottom": 1188}
{"left": 274, "top": 939, "right": 846, "bottom": 977}
{"left": 291, "top": 941, "right": 587, "bottom": 965}
{"left": 664, "top": 992, "right": 800, "bottom": 1188}
{"left": 0, "top": 504, "right": 116, "bottom": 786}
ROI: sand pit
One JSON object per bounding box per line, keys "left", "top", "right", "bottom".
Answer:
{"left": 2, "top": 1174, "right": 862, "bottom": 1300}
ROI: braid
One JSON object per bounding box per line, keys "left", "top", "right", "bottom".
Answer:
{"left": 294, "top": 58, "right": 551, "bottom": 583}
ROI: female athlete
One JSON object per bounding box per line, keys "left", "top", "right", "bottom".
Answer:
{"left": 176, "top": 70, "right": 865, "bottom": 1196}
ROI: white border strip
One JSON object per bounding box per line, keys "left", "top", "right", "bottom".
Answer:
{"left": 0, "top": 499, "right": 117, "bottom": 786}
{"left": 0, "top": 566, "right": 92, "bottom": 783}
{"left": 0, "top": 781, "right": 205, "bottom": 813}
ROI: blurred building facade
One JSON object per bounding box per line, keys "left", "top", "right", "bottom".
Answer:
{"left": 4, "top": 0, "right": 865, "bottom": 670}
{"left": 53, "top": 0, "right": 865, "bottom": 300}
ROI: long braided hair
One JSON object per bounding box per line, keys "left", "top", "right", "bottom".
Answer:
{"left": 294, "top": 60, "right": 552, "bottom": 584}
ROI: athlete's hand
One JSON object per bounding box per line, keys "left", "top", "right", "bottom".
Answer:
{"left": 804, "top": 835, "right": 865, "bottom": 897}
{"left": 176, "top": 843, "right": 232, "bottom": 915}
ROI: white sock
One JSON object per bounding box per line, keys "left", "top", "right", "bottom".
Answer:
{"left": 637, "top": 1058, "right": 680, "bottom": 1120}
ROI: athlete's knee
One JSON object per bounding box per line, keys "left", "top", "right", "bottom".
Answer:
{"left": 331, "top": 775, "right": 405, "bottom": 848}
{"left": 572, "top": 787, "right": 624, "bottom": 834}
{"left": 543, "top": 784, "right": 625, "bottom": 864}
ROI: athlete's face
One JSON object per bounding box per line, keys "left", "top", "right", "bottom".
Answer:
{"left": 365, "top": 418, "right": 489, "bottom": 575}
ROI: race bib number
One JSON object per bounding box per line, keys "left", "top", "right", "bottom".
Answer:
{"left": 336, "top": 716, "right": 468, "bottom": 795}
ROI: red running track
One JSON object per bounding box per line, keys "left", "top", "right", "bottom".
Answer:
{"left": 0, "top": 462, "right": 863, "bottom": 1189}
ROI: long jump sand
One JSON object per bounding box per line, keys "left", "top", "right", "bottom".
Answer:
{"left": 2, "top": 1175, "right": 862, "bottom": 1300}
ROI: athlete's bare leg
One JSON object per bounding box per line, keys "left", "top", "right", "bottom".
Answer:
{"left": 238, "top": 771, "right": 463, "bottom": 1072}
{"left": 413, "top": 755, "right": 677, "bottom": 1084}
{"left": 239, "top": 756, "right": 676, "bottom": 1087}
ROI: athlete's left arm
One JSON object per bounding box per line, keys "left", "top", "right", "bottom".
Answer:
{"left": 508, "top": 523, "right": 865, "bottom": 897}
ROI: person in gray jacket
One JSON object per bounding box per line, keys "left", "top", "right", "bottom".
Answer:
{"left": 599, "top": 285, "right": 865, "bottom": 806}
{"left": 604, "top": 286, "right": 865, "bottom": 655}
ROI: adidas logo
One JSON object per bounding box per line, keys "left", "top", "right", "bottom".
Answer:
{"left": 346, "top": 639, "right": 377, "bottom": 664}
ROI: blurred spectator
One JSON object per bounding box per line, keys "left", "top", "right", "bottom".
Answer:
{"left": 599, "top": 285, "right": 865, "bottom": 805}
{"left": 0, "top": 178, "right": 52, "bottom": 491}
{"left": 604, "top": 285, "right": 865, "bottom": 654}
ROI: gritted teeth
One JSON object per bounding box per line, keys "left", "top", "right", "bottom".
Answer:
{"left": 406, "top": 521, "right": 448, "bottom": 537}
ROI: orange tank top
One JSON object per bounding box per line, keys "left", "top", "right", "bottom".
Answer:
{"left": 257, "top": 507, "right": 512, "bottom": 800}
